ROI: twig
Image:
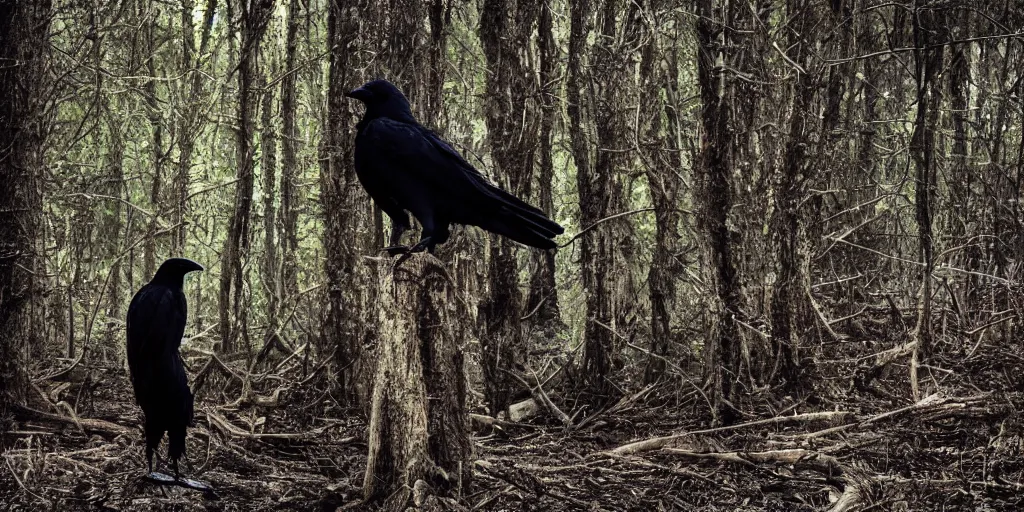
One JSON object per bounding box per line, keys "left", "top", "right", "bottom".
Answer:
{"left": 559, "top": 208, "right": 691, "bottom": 248}
{"left": 827, "top": 305, "right": 868, "bottom": 325}
{"left": 797, "top": 393, "right": 969, "bottom": 440}
{"left": 807, "top": 289, "right": 842, "bottom": 341}
{"left": 505, "top": 369, "right": 572, "bottom": 427}
{"left": 609, "top": 410, "right": 851, "bottom": 455}
{"left": 11, "top": 404, "right": 130, "bottom": 435}
{"left": 965, "top": 313, "right": 1018, "bottom": 359}
{"left": 4, "top": 457, "right": 52, "bottom": 506}
{"left": 590, "top": 318, "right": 713, "bottom": 412}
{"left": 827, "top": 31, "right": 1024, "bottom": 65}
{"left": 205, "top": 409, "right": 350, "bottom": 441}
{"left": 469, "top": 413, "right": 542, "bottom": 431}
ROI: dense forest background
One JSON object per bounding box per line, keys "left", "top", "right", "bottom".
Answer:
{"left": 2, "top": 0, "right": 1024, "bottom": 510}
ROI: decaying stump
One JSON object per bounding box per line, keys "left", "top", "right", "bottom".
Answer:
{"left": 364, "top": 257, "right": 472, "bottom": 509}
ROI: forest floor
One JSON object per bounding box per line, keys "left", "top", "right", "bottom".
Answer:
{"left": 2, "top": 343, "right": 1023, "bottom": 512}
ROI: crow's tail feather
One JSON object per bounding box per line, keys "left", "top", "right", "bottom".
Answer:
{"left": 477, "top": 211, "right": 561, "bottom": 249}
{"left": 488, "top": 187, "right": 564, "bottom": 237}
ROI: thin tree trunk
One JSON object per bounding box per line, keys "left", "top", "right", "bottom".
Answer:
{"left": 639, "top": 0, "right": 682, "bottom": 382}
{"left": 909, "top": 4, "right": 943, "bottom": 371}
{"left": 103, "top": 112, "right": 126, "bottom": 347}
{"left": 695, "top": 0, "right": 743, "bottom": 424}
{"left": 279, "top": 0, "right": 300, "bottom": 307}
{"left": 220, "top": 0, "right": 271, "bottom": 353}
{"left": 595, "top": 0, "right": 641, "bottom": 367}
{"left": 526, "top": 0, "right": 562, "bottom": 329}
{"left": 142, "top": 0, "right": 164, "bottom": 279}
{"left": 948, "top": 23, "right": 970, "bottom": 239}
{"left": 321, "top": 0, "right": 361, "bottom": 401}
{"left": 172, "top": 0, "right": 217, "bottom": 252}
{"left": 567, "top": 0, "right": 614, "bottom": 403}
{"left": 425, "top": 0, "right": 450, "bottom": 126}
{"left": 0, "top": 0, "right": 51, "bottom": 414}
{"left": 478, "top": 0, "right": 540, "bottom": 415}
{"left": 260, "top": 65, "right": 279, "bottom": 347}
{"left": 769, "top": 0, "right": 820, "bottom": 389}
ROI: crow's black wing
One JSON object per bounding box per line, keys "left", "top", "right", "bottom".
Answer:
{"left": 357, "top": 117, "right": 563, "bottom": 247}
{"left": 126, "top": 285, "right": 193, "bottom": 427}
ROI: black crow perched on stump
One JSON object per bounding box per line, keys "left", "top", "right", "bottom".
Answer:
{"left": 346, "top": 79, "right": 564, "bottom": 264}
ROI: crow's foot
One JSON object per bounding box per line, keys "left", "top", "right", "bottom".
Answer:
{"left": 393, "top": 251, "right": 416, "bottom": 269}
{"left": 407, "top": 238, "right": 432, "bottom": 254}
{"left": 383, "top": 245, "right": 410, "bottom": 256}
{"left": 391, "top": 237, "right": 434, "bottom": 269}
{"left": 144, "top": 471, "right": 217, "bottom": 497}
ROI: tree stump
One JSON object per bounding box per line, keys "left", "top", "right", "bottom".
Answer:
{"left": 364, "top": 256, "right": 471, "bottom": 509}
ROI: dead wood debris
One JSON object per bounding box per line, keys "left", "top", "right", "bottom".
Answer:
{"left": 4, "top": 328, "right": 1023, "bottom": 511}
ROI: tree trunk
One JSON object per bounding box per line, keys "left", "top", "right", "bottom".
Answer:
{"left": 142, "top": 0, "right": 164, "bottom": 279}
{"left": 768, "top": 0, "right": 819, "bottom": 389}
{"left": 910, "top": 5, "right": 943, "bottom": 366}
{"left": 0, "top": 0, "right": 50, "bottom": 415}
{"left": 477, "top": 0, "right": 540, "bottom": 415}
{"left": 567, "top": 0, "right": 641, "bottom": 403}
{"left": 695, "top": 0, "right": 744, "bottom": 424}
{"left": 947, "top": 15, "right": 976, "bottom": 281}
{"left": 172, "top": 0, "right": 217, "bottom": 252}
{"left": 638, "top": 0, "right": 682, "bottom": 382}
{"left": 321, "top": 0, "right": 362, "bottom": 402}
{"left": 103, "top": 110, "right": 126, "bottom": 347}
{"left": 425, "top": 0, "right": 450, "bottom": 126}
{"left": 220, "top": 0, "right": 271, "bottom": 353}
{"left": 279, "top": 0, "right": 301, "bottom": 308}
{"left": 601, "top": 0, "right": 642, "bottom": 348}
{"left": 364, "top": 258, "right": 471, "bottom": 509}
{"left": 526, "top": 0, "right": 562, "bottom": 329}
{"left": 260, "top": 66, "right": 279, "bottom": 349}
{"left": 567, "top": 0, "right": 614, "bottom": 403}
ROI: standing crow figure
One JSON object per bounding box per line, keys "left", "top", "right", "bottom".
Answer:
{"left": 126, "top": 257, "right": 208, "bottom": 490}
{"left": 346, "top": 79, "right": 564, "bottom": 261}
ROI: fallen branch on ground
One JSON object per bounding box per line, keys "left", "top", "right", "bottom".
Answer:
{"left": 609, "top": 410, "right": 851, "bottom": 456}
{"left": 11, "top": 404, "right": 130, "bottom": 436}
{"left": 798, "top": 392, "right": 988, "bottom": 440}
{"left": 205, "top": 409, "right": 350, "bottom": 441}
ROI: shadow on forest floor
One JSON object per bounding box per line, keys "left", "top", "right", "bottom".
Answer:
{"left": 2, "top": 343, "right": 1024, "bottom": 511}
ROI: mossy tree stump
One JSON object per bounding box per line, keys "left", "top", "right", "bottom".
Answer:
{"left": 363, "top": 257, "right": 471, "bottom": 509}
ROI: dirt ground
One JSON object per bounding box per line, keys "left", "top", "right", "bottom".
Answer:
{"left": 2, "top": 345, "right": 1023, "bottom": 511}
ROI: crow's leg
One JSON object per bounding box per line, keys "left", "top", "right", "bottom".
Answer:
{"left": 429, "top": 222, "right": 451, "bottom": 254}
{"left": 408, "top": 236, "right": 434, "bottom": 254}
{"left": 383, "top": 245, "right": 410, "bottom": 256}
{"left": 393, "top": 236, "right": 433, "bottom": 268}
{"left": 383, "top": 227, "right": 410, "bottom": 255}
{"left": 382, "top": 208, "right": 412, "bottom": 256}
{"left": 393, "top": 210, "right": 439, "bottom": 268}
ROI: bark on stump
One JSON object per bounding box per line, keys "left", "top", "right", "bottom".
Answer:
{"left": 364, "top": 257, "right": 471, "bottom": 510}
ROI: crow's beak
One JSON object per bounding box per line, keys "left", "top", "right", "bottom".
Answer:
{"left": 345, "top": 86, "right": 372, "bottom": 102}
{"left": 184, "top": 259, "right": 204, "bottom": 273}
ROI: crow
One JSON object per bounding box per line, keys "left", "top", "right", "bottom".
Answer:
{"left": 346, "top": 79, "right": 564, "bottom": 261}
{"left": 126, "top": 257, "right": 203, "bottom": 480}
